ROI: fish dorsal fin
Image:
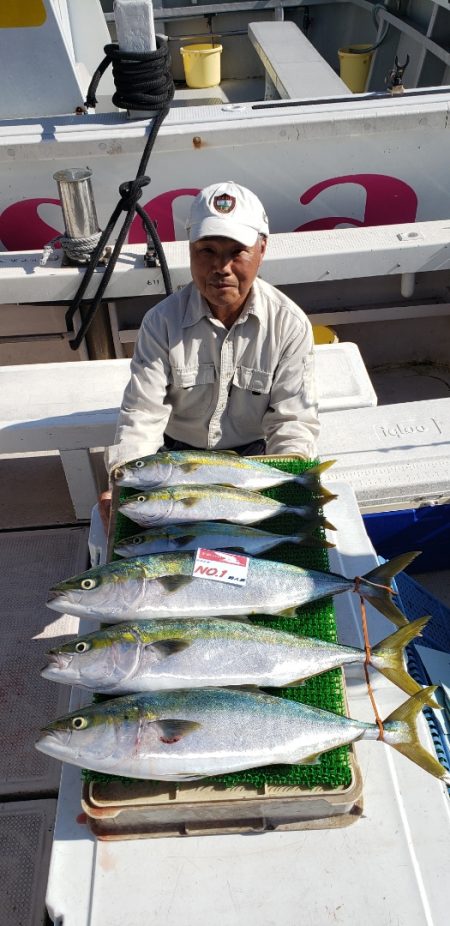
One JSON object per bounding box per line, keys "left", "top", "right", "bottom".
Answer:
{"left": 147, "top": 639, "right": 191, "bottom": 658}
{"left": 157, "top": 575, "right": 193, "bottom": 593}
{"left": 156, "top": 719, "right": 201, "bottom": 744}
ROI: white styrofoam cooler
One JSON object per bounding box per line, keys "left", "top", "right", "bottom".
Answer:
{"left": 314, "top": 342, "right": 377, "bottom": 411}
{"left": 319, "top": 397, "right": 450, "bottom": 509}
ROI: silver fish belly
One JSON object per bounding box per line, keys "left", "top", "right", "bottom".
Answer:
{"left": 36, "top": 686, "right": 450, "bottom": 784}
{"left": 114, "top": 521, "right": 325, "bottom": 558}
{"left": 41, "top": 618, "right": 357, "bottom": 692}
{"left": 46, "top": 552, "right": 418, "bottom": 627}
{"left": 41, "top": 617, "right": 433, "bottom": 706}
{"left": 118, "top": 485, "right": 324, "bottom": 529}
{"left": 114, "top": 451, "right": 333, "bottom": 494}
{"left": 46, "top": 552, "right": 348, "bottom": 621}
{"left": 35, "top": 687, "right": 372, "bottom": 780}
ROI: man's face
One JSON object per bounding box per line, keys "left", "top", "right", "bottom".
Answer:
{"left": 190, "top": 236, "right": 267, "bottom": 317}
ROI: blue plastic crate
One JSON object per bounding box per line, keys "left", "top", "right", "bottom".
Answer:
{"left": 393, "top": 571, "right": 450, "bottom": 789}
{"left": 394, "top": 571, "right": 450, "bottom": 653}
{"left": 364, "top": 505, "right": 450, "bottom": 574}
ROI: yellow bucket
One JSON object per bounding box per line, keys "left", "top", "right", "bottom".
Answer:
{"left": 180, "top": 43, "right": 223, "bottom": 89}
{"left": 338, "top": 44, "right": 373, "bottom": 93}
{"left": 313, "top": 325, "right": 338, "bottom": 345}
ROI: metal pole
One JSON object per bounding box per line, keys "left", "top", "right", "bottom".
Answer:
{"left": 53, "top": 168, "right": 100, "bottom": 239}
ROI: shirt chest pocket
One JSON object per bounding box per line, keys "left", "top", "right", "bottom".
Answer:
{"left": 229, "top": 366, "right": 271, "bottom": 424}
{"left": 169, "top": 363, "right": 216, "bottom": 418}
{"left": 171, "top": 363, "right": 216, "bottom": 388}
{"left": 232, "top": 366, "right": 271, "bottom": 395}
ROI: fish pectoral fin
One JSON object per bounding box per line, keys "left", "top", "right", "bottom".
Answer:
{"left": 220, "top": 545, "right": 247, "bottom": 554}
{"left": 148, "top": 639, "right": 191, "bottom": 658}
{"left": 180, "top": 497, "right": 200, "bottom": 508}
{"left": 156, "top": 719, "right": 201, "bottom": 744}
{"left": 170, "top": 772, "right": 204, "bottom": 780}
{"left": 232, "top": 684, "right": 261, "bottom": 692}
{"left": 157, "top": 575, "right": 194, "bottom": 593}
{"left": 277, "top": 606, "right": 299, "bottom": 618}
{"left": 296, "top": 753, "right": 322, "bottom": 766}
{"left": 179, "top": 462, "right": 202, "bottom": 472}
{"left": 173, "top": 535, "right": 197, "bottom": 548}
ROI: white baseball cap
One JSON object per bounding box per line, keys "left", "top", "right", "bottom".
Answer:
{"left": 186, "top": 181, "right": 269, "bottom": 246}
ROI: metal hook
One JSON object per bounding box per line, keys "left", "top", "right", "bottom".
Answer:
{"left": 394, "top": 54, "right": 410, "bottom": 75}
{"left": 386, "top": 53, "right": 410, "bottom": 92}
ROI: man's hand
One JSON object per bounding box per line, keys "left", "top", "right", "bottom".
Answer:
{"left": 99, "top": 490, "right": 112, "bottom": 534}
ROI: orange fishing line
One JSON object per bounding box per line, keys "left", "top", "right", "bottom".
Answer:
{"left": 354, "top": 577, "right": 385, "bottom": 740}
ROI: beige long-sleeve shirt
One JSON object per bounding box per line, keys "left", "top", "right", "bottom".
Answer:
{"left": 105, "top": 277, "right": 319, "bottom": 474}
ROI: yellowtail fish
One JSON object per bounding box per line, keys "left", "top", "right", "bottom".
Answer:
{"left": 118, "top": 484, "right": 336, "bottom": 530}
{"left": 41, "top": 616, "right": 437, "bottom": 706}
{"left": 35, "top": 686, "right": 450, "bottom": 784}
{"left": 114, "top": 520, "right": 333, "bottom": 558}
{"left": 114, "top": 451, "right": 335, "bottom": 496}
{"left": 46, "top": 550, "right": 418, "bottom": 627}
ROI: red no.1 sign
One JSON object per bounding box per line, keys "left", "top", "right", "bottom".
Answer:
{"left": 193, "top": 548, "right": 249, "bottom": 586}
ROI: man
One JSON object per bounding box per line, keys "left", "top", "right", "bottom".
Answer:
{"left": 100, "top": 181, "right": 319, "bottom": 527}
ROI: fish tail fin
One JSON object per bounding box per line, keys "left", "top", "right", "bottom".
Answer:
{"left": 359, "top": 551, "right": 421, "bottom": 628}
{"left": 371, "top": 617, "right": 439, "bottom": 706}
{"left": 296, "top": 460, "right": 335, "bottom": 479}
{"left": 293, "top": 535, "right": 336, "bottom": 549}
{"left": 289, "top": 498, "right": 336, "bottom": 532}
{"left": 383, "top": 687, "right": 450, "bottom": 784}
{"left": 291, "top": 517, "right": 336, "bottom": 548}
{"left": 320, "top": 493, "right": 338, "bottom": 506}
{"left": 295, "top": 461, "right": 336, "bottom": 498}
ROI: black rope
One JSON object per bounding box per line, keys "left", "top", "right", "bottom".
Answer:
{"left": 86, "top": 41, "right": 174, "bottom": 112}
{"left": 66, "top": 37, "right": 175, "bottom": 351}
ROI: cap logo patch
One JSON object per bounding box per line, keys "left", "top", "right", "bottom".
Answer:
{"left": 213, "top": 193, "right": 236, "bottom": 214}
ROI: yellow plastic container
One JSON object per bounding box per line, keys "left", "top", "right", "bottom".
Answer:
{"left": 338, "top": 44, "right": 373, "bottom": 93}
{"left": 180, "top": 43, "right": 223, "bottom": 89}
{"left": 313, "top": 325, "right": 338, "bottom": 345}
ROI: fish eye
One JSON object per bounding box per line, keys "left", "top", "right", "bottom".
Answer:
{"left": 136, "top": 495, "right": 146, "bottom": 503}
{"left": 81, "top": 578, "right": 97, "bottom": 590}
{"left": 71, "top": 716, "right": 88, "bottom": 730}
{"left": 75, "top": 641, "right": 90, "bottom": 653}
{"left": 132, "top": 537, "right": 142, "bottom": 545}
{"left": 135, "top": 460, "right": 145, "bottom": 468}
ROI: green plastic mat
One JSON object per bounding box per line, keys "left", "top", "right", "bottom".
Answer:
{"left": 83, "top": 458, "right": 352, "bottom": 791}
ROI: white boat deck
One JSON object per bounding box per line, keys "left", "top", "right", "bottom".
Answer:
{"left": 1, "top": 438, "right": 449, "bottom": 923}
{"left": 2, "top": 2, "right": 450, "bottom": 921}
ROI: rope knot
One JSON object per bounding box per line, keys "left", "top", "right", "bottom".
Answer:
{"left": 118, "top": 176, "right": 150, "bottom": 211}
